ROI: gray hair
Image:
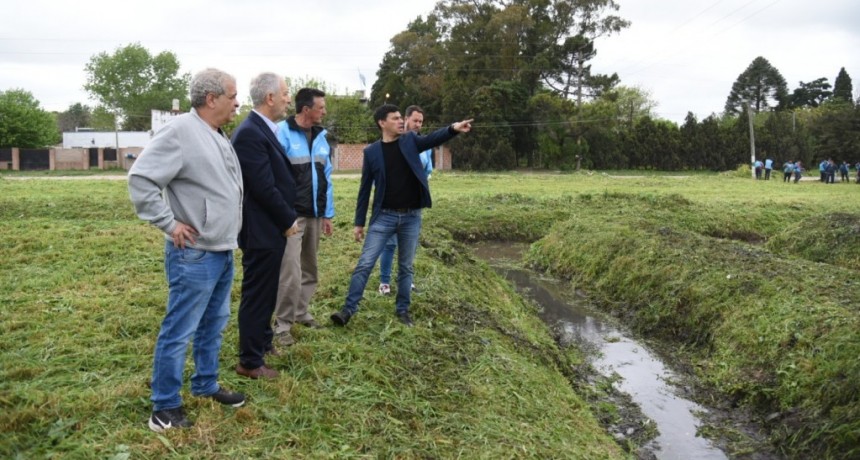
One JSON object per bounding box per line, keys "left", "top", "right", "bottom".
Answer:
{"left": 249, "top": 72, "right": 284, "bottom": 107}
{"left": 190, "top": 68, "right": 235, "bottom": 109}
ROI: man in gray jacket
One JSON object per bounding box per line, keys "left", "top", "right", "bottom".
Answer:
{"left": 128, "top": 68, "right": 245, "bottom": 432}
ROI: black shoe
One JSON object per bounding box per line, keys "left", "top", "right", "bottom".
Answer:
{"left": 148, "top": 407, "right": 193, "bottom": 433}
{"left": 330, "top": 309, "right": 352, "bottom": 326}
{"left": 204, "top": 386, "right": 245, "bottom": 407}
{"left": 396, "top": 311, "right": 414, "bottom": 327}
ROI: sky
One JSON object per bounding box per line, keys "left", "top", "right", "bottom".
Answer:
{"left": 1, "top": 0, "right": 858, "bottom": 124}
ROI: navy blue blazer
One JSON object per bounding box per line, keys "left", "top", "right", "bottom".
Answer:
{"left": 232, "top": 111, "right": 297, "bottom": 249}
{"left": 354, "top": 126, "right": 457, "bottom": 227}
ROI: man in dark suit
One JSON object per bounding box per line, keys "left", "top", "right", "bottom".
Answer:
{"left": 330, "top": 104, "right": 472, "bottom": 327}
{"left": 232, "top": 72, "right": 298, "bottom": 379}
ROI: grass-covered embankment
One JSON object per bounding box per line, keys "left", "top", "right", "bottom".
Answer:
{"left": 516, "top": 191, "right": 860, "bottom": 458}
{"left": 0, "top": 177, "right": 622, "bottom": 458}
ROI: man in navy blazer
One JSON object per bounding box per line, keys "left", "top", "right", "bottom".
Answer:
{"left": 331, "top": 104, "right": 472, "bottom": 327}
{"left": 232, "top": 72, "right": 298, "bottom": 379}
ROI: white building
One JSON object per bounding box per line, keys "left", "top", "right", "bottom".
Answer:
{"left": 62, "top": 109, "right": 183, "bottom": 148}
{"left": 62, "top": 131, "right": 152, "bottom": 149}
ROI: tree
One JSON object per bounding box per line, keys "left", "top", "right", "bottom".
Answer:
{"left": 372, "top": 0, "right": 629, "bottom": 169}
{"left": 543, "top": 34, "right": 619, "bottom": 106}
{"left": 789, "top": 78, "right": 832, "bottom": 108}
{"left": 84, "top": 43, "right": 190, "bottom": 131}
{"left": 370, "top": 15, "right": 444, "bottom": 118}
{"left": 0, "top": 89, "right": 60, "bottom": 148}
{"left": 89, "top": 106, "right": 118, "bottom": 131}
{"left": 56, "top": 103, "right": 92, "bottom": 133}
{"left": 604, "top": 85, "right": 657, "bottom": 128}
{"left": 724, "top": 57, "right": 788, "bottom": 114}
{"left": 832, "top": 67, "right": 854, "bottom": 105}
{"left": 808, "top": 103, "right": 860, "bottom": 161}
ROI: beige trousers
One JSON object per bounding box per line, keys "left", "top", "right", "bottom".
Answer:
{"left": 273, "top": 216, "right": 320, "bottom": 333}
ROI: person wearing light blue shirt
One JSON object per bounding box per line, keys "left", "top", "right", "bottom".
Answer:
{"left": 753, "top": 160, "right": 763, "bottom": 179}
{"left": 783, "top": 160, "right": 794, "bottom": 182}
{"left": 272, "top": 87, "right": 333, "bottom": 346}
{"left": 764, "top": 158, "right": 773, "bottom": 180}
{"left": 377, "top": 105, "right": 433, "bottom": 296}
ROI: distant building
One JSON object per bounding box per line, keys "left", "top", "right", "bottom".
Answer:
{"left": 151, "top": 109, "right": 182, "bottom": 134}
{"left": 62, "top": 131, "right": 152, "bottom": 149}
{"left": 62, "top": 109, "right": 184, "bottom": 148}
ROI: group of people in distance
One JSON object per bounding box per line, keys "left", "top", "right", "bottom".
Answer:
{"left": 128, "top": 68, "right": 472, "bottom": 432}
{"left": 816, "top": 159, "right": 859, "bottom": 184}
{"left": 753, "top": 158, "right": 860, "bottom": 184}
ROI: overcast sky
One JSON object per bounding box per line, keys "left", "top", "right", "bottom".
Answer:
{"left": 2, "top": 0, "right": 858, "bottom": 124}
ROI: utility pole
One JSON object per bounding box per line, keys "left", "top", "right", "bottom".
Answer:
{"left": 746, "top": 103, "right": 756, "bottom": 179}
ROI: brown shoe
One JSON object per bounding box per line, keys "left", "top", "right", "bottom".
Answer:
{"left": 235, "top": 363, "right": 279, "bottom": 379}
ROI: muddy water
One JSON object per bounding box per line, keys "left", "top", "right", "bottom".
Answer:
{"left": 471, "top": 242, "right": 729, "bottom": 460}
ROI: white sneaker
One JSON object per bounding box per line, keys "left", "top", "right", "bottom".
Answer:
{"left": 378, "top": 283, "right": 391, "bottom": 295}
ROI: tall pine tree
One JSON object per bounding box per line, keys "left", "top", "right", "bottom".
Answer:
{"left": 725, "top": 57, "right": 788, "bottom": 114}
{"left": 832, "top": 67, "right": 854, "bottom": 105}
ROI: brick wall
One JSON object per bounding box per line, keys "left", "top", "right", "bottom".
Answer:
{"left": 55, "top": 149, "right": 87, "bottom": 170}
{"left": 334, "top": 144, "right": 365, "bottom": 170}
{"left": 334, "top": 144, "right": 452, "bottom": 171}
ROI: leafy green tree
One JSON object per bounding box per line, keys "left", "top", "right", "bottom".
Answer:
{"left": 372, "top": 0, "right": 629, "bottom": 169}
{"left": 625, "top": 117, "right": 681, "bottom": 169}
{"left": 89, "top": 106, "right": 117, "bottom": 131}
{"left": 452, "top": 81, "right": 524, "bottom": 169}
{"left": 325, "top": 95, "right": 374, "bottom": 144}
{"left": 789, "top": 78, "right": 832, "bottom": 108}
{"left": 0, "top": 89, "right": 60, "bottom": 148}
{"left": 370, "top": 15, "right": 444, "bottom": 119}
{"left": 680, "top": 112, "right": 704, "bottom": 168}
{"left": 543, "top": 35, "right": 620, "bottom": 106}
{"left": 724, "top": 56, "right": 788, "bottom": 114}
{"left": 604, "top": 85, "right": 657, "bottom": 129}
{"left": 56, "top": 103, "right": 92, "bottom": 133}
{"left": 530, "top": 91, "right": 576, "bottom": 168}
{"left": 759, "top": 111, "right": 799, "bottom": 161}
{"left": 699, "top": 115, "right": 732, "bottom": 170}
{"left": 84, "top": 43, "right": 190, "bottom": 131}
{"left": 808, "top": 103, "right": 860, "bottom": 161}
{"left": 832, "top": 67, "right": 854, "bottom": 105}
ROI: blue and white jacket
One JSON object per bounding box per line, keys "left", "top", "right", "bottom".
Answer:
{"left": 276, "top": 116, "right": 334, "bottom": 219}
{"left": 419, "top": 149, "right": 433, "bottom": 178}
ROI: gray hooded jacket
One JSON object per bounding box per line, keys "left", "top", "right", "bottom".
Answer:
{"left": 128, "top": 109, "right": 243, "bottom": 251}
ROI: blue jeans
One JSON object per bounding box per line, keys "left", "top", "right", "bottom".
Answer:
{"left": 344, "top": 209, "right": 422, "bottom": 315}
{"left": 379, "top": 235, "right": 397, "bottom": 284}
{"left": 151, "top": 242, "right": 234, "bottom": 411}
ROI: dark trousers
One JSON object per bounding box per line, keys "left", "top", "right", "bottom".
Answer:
{"left": 238, "top": 247, "right": 285, "bottom": 369}
{"left": 783, "top": 172, "right": 792, "bottom": 182}
{"left": 764, "top": 168, "right": 771, "bottom": 180}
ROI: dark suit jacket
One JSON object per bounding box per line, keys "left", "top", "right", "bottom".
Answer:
{"left": 354, "top": 126, "right": 458, "bottom": 227}
{"left": 232, "top": 111, "right": 297, "bottom": 249}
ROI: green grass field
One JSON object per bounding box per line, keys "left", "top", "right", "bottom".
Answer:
{"left": 1, "top": 172, "right": 858, "bottom": 458}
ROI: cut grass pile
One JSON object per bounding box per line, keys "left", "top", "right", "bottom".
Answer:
{"left": 0, "top": 177, "right": 620, "bottom": 458}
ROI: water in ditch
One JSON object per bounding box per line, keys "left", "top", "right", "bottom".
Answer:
{"left": 471, "top": 241, "right": 731, "bottom": 460}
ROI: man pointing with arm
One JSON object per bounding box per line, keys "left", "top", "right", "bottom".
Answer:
{"left": 330, "top": 104, "right": 472, "bottom": 327}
